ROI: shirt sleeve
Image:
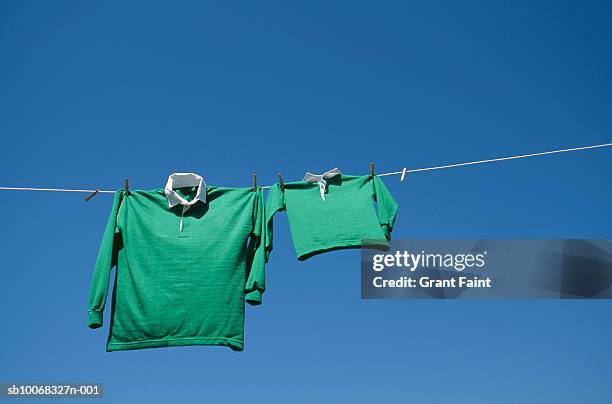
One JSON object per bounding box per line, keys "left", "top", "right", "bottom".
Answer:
{"left": 264, "top": 183, "right": 286, "bottom": 262}
{"left": 245, "top": 187, "right": 267, "bottom": 305}
{"left": 372, "top": 175, "right": 398, "bottom": 239}
{"left": 87, "top": 190, "right": 125, "bottom": 328}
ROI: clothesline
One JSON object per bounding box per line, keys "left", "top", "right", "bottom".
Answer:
{"left": 0, "top": 141, "right": 611, "bottom": 196}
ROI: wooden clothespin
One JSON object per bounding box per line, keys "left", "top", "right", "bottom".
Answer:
{"left": 252, "top": 174, "right": 257, "bottom": 192}
{"left": 84, "top": 189, "right": 99, "bottom": 202}
{"left": 125, "top": 178, "right": 130, "bottom": 195}
{"left": 400, "top": 168, "right": 408, "bottom": 182}
{"left": 370, "top": 162, "right": 375, "bottom": 176}
{"left": 278, "top": 173, "right": 285, "bottom": 191}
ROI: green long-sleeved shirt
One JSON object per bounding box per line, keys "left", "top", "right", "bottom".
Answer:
{"left": 88, "top": 186, "right": 267, "bottom": 352}
{"left": 266, "top": 174, "right": 398, "bottom": 260}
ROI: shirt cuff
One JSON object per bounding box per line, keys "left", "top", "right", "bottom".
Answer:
{"left": 245, "top": 290, "right": 262, "bottom": 306}
{"left": 88, "top": 310, "right": 103, "bottom": 329}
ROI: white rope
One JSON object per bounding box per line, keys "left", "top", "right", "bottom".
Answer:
{"left": 1, "top": 142, "right": 611, "bottom": 195}
{"left": 0, "top": 187, "right": 116, "bottom": 193}
{"left": 378, "top": 142, "right": 612, "bottom": 176}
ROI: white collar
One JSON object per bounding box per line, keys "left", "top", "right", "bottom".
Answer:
{"left": 164, "top": 173, "right": 206, "bottom": 209}
{"left": 303, "top": 168, "right": 341, "bottom": 201}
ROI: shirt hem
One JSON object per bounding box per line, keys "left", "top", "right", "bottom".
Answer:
{"left": 106, "top": 336, "right": 244, "bottom": 352}
{"left": 296, "top": 238, "right": 390, "bottom": 261}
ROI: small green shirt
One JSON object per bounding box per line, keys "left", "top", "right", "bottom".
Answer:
{"left": 88, "top": 186, "right": 267, "bottom": 352}
{"left": 266, "top": 174, "right": 398, "bottom": 260}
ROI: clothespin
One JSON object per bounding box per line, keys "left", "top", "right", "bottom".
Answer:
{"left": 252, "top": 174, "right": 257, "bottom": 192}
{"left": 84, "top": 189, "right": 99, "bottom": 202}
{"left": 400, "top": 168, "right": 408, "bottom": 182}
{"left": 370, "top": 162, "right": 375, "bottom": 176}
{"left": 125, "top": 178, "right": 130, "bottom": 195}
{"left": 278, "top": 173, "right": 285, "bottom": 191}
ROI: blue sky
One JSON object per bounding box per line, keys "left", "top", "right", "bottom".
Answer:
{"left": 1, "top": 1, "right": 611, "bottom": 403}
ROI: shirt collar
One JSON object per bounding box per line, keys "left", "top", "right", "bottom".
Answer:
{"left": 303, "top": 168, "right": 341, "bottom": 183}
{"left": 164, "top": 172, "right": 206, "bottom": 209}
{"left": 303, "top": 168, "right": 341, "bottom": 201}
